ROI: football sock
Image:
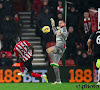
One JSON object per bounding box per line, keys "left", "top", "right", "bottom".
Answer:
{"left": 19, "top": 62, "right": 25, "bottom": 72}
{"left": 31, "top": 72, "right": 41, "bottom": 78}
{"left": 98, "top": 68, "right": 100, "bottom": 82}
{"left": 49, "top": 52, "right": 56, "bottom": 62}
{"left": 53, "top": 67, "right": 61, "bottom": 82}
{"left": 55, "top": 54, "right": 61, "bottom": 63}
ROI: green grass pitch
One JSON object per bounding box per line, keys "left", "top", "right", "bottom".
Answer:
{"left": 0, "top": 83, "right": 99, "bottom": 90}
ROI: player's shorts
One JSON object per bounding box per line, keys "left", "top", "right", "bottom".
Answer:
{"left": 24, "top": 56, "right": 33, "bottom": 72}
{"left": 52, "top": 44, "right": 66, "bottom": 55}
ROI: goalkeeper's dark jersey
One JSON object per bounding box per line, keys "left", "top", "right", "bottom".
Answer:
{"left": 89, "top": 30, "right": 100, "bottom": 54}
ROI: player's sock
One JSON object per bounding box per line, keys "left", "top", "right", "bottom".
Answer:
{"left": 31, "top": 72, "right": 41, "bottom": 78}
{"left": 53, "top": 67, "right": 61, "bottom": 82}
{"left": 49, "top": 52, "right": 55, "bottom": 61}
{"left": 19, "top": 62, "right": 25, "bottom": 72}
{"left": 98, "top": 68, "right": 100, "bottom": 82}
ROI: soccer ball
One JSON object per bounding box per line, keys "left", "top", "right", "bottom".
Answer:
{"left": 42, "top": 26, "right": 50, "bottom": 34}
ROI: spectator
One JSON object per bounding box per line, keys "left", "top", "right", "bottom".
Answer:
{"left": 31, "top": 0, "right": 43, "bottom": 28}
{"left": 37, "top": 7, "right": 53, "bottom": 53}
{"left": 67, "top": 6, "right": 79, "bottom": 31}
{"left": 57, "top": 0, "right": 63, "bottom": 14}
{"left": 48, "top": 0, "right": 58, "bottom": 19}
{"left": 23, "top": 0, "right": 33, "bottom": 11}
{"left": 65, "top": 26, "right": 80, "bottom": 63}
{"left": 39, "top": 0, "right": 51, "bottom": 14}
{"left": 32, "top": 0, "right": 43, "bottom": 18}
{"left": 2, "top": 0, "right": 13, "bottom": 16}
{"left": 78, "top": 11, "right": 92, "bottom": 50}
{"left": 13, "top": 13, "right": 23, "bottom": 37}
{"left": 0, "top": 53, "right": 13, "bottom": 67}
{"left": 56, "top": 12, "right": 63, "bottom": 26}
{"left": 89, "top": 6, "right": 96, "bottom": 10}
{"left": 1, "top": 16, "right": 15, "bottom": 51}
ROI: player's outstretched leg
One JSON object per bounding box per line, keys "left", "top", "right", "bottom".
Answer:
{"left": 31, "top": 72, "right": 48, "bottom": 83}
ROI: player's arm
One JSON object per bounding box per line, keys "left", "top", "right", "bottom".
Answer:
{"left": 25, "top": 40, "right": 34, "bottom": 55}
{"left": 87, "top": 31, "right": 95, "bottom": 53}
{"left": 87, "top": 39, "right": 92, "bottom": 53}
{"left": 29, "top": 45, "right": 34, "bottom": 55}
{"left": 50, "top": 18, "right": 58, "bottom": 35}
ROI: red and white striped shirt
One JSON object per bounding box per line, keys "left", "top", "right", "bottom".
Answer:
{"left": 14, "top": 40, "right": 32, "bottom": 62}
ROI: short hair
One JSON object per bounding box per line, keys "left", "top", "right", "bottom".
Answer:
{"left": 59, "top": 19, "right": 66, "bottom": 23}
{"left": 84, "top": 11, "right": 89, "bottom": 14}
{"left": 43, "top": 0, "right": 48, "bottom": 2}
{"left": 15, "top": 37, "right": 21, "bottom": 42}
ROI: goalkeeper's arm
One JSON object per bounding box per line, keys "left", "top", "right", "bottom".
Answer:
{"left": 50, "top": 18, "right": 58, "bottom": 35}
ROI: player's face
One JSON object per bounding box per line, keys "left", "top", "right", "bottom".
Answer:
{"left": 59, "top": 21, "right": 65, "bottom": 27}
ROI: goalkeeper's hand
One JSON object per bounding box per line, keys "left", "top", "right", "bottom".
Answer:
{"left": 50, "top": 18, "right": 55, "bottom": 27}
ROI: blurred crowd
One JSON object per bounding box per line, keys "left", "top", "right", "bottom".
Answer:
{"left": 0, "top": 0, "right": 100, "bottom": 67}
{"left": 0, "top": 0, "right": 23, "bottom": 52}
{"left": 0, "top": 0, "right": 23, "bottom": 67}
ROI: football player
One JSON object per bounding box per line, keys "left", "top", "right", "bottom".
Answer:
{"left": 14, "top": 37, "right": 48, "bottom": 83}
{"left": 87, "top": 30, "right": 100, "bottom": 85}
{"left": 46, "top": 18, "right": 68, "bottom": 84}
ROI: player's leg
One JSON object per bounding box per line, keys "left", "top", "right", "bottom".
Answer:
{"left": 49, "top": 46, "right": 63, "bottom": 67}
{"left": 97, "top": 68, "right": 100, "bottom": 85}
{"left": 24, "top": 57, "right": 48, "bottom": 83}
{"left": 46, "top": 46, "right": 56, "bottom": 63}
{"left": 50, "top": 47, "right": 63, "bottom": 84}
{"left": 18, "top": 61, "right": 25, "bottom": 77}
{"left": 52, "top": 53, "right": 62, "bottom": 84}
{"left": 94, "top": 54, "right": 100, "bottom": 85}
{"left": 96, "top": 59, "right": 100, "bottom": 85}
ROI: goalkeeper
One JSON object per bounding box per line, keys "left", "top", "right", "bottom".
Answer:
{"left": 87, "top": 30, "right": 100, "bottom": 85}
{"left": 46, "top": 18, "right": 68, "bottom": 84}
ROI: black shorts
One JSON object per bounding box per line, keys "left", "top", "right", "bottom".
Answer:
{"left": 24, "top": 56, "right": 33, "bottom": 72}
